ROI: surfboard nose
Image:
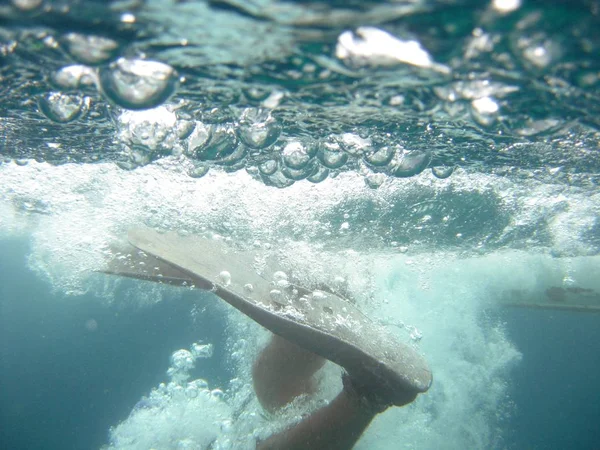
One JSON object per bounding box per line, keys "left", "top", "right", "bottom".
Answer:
{"left": 104, "top": 228, "right": 433, "bottom": 402}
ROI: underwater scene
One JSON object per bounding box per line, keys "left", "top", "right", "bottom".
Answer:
{"left": 0, "top": 0, "right": 599, "bottom": 449}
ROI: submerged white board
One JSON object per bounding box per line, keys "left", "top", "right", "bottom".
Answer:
{"left": 106, "top": 228, "right": 432, "bottom": 403}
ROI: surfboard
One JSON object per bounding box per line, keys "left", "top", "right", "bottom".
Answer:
{"left": 104, "top": 228, "right": 432, "bottom": 403}
{"left": 500, "top": 287, "right": 600, "bottom": 313}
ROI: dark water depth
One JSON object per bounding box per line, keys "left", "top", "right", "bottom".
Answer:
{"left": 0, "top": 238, "right": 231, "bottom": 450}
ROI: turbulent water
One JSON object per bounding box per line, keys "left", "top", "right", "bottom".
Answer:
{"left": 1, "top": 1, "right": 599, "bottom": 449}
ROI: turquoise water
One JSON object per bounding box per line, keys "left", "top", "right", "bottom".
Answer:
{"left": 1, "top": 1, "right": 599, "bottom": 449}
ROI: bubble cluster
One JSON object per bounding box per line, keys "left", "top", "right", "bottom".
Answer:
{"left": 112, "top": 106, "right": 442, "bottom": 186}
{"left": 107, "top": 342, "right": 235, "bottom": 450}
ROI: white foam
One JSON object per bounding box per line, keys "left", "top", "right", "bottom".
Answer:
{"left": 1, "top": 160, "right": 598, "bottom": 448}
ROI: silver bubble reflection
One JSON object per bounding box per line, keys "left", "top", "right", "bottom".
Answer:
{"left": 99, "top": 58, "right": 178, "bottom": 110}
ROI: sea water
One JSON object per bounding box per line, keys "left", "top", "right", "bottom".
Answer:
{"left": 1, "top": 1, "right": 599, "bottom": 449}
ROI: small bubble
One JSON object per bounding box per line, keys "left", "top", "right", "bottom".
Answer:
{"left": 388, "top": 150, "right": 432, "bottom": 178}
{"left": 312, "top": 291, "right": 328, "bottom": 301}
{"left": 85, "top": 318, "right": 98, "bottom": 332}
{"left": 339, "top": 133, "right": 371, "bottom": 156}
{"left": 270, "top": 289, "right": 283, "bottom": 301}
{"left": 276, "top": 279, "right": 290, "bottom": 289}
{"left": 211, "top": 389, "right": 224, "bottom": 400}
{"left": 191, "top": 342, "right": 213, "bottom": 359}
{"left": 432, "top": 166, "right": 455, "bottom": 179}
{"left": 318, "top": 142, "right": 349, "bottom": 169}
{"left": 364, "top": 145, "right": 395, "bottom": 167}
{"left": 188, "top": 162, "right": 209, "bottom": 178}
{"left": 258, "top": 159, "right": 278, "bottom": 175}
{"left": 62, "top": 33, "right": 119, "bottom": 65}
{"left": 364, "top": 173, "right": 386, "bottom": 189}
{"left": 193, "top": 125, "right": 240, "bottom": 163}
{"left": 218, "top": 271, "right": 231, "bottom": 286}
{"left": 273, "top": 271, "right": 288, "bottom": 282}
{"left": 307, "top": 166, "right": 329, "bottom": 183}
{"left": 185, "top": 387, "right": 198, "bottom": 399}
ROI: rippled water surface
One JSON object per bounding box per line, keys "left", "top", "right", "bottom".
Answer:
{"left": 1, "top": 1, "right": 599, "bottom": 449}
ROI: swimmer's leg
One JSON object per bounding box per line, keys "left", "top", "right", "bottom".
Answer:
{"left": 256, "top": 373, "right": 417, "bottom": 450}
{"left": 252, "top": 334, "right": 326, "bottom": 412}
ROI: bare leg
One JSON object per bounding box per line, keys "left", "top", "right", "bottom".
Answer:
{"left": 256, "top": 373, "right": 415, "bottom": 450}
{"left": 252, "top": 334, "right": 326, "bottom": 412}
{"left": 252, "top": 335, "right": 418, "bottom": 449}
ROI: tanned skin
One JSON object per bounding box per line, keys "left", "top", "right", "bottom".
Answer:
{"left": 252, "top": 334, "right": 416, "bottom": 450}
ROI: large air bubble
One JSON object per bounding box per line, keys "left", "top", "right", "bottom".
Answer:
{"left": 236, "top": 108, "right": 281, "bottom": 149}
{"left": 99, "top": 58, "right": 178, "bottom": 110}
{"left": 51, "top": 65, "right": 97, "bottom": 90}
{"left": 62, "top": 33, "right": 119, "bottom": 65}
{"left": 38, "top": 92, "right": 89, "bottom": 123}
{"left": 191, "top": 125, "right": 240, "bottom": 163}
{"left": 363, "top": 144, "right": 395, "bottom": 167}
{"left": 387, "top": 149, "right": 432, "bottom": 178}
{"left": 281, "top": 140, "right": 316, "bottom": 169}
{"left": 318, "top": 139, "right": 348, "bottom": 169}
{"left": 11, "top": 0, "right": 42, "bottom": 12}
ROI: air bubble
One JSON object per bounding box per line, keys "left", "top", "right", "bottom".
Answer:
{"left": 242, "top": 86, "right": 272, "bottom": 102}
{"left": 99, "top": 58, "right": 177, "bottom": 110}
{"left": 364, "top": 172, "right": 386, "bottom": 189}
{"left": 193, "top": 125, "right": 239, "bottom": 162}
{"left": 218, "top": 271, "right": 231, "bottom": 286}
{"left": 273, "top": 271, "right": 288, "bottom": 282}
{"left": 270, "top": 289, "right": 283, "bottom": 299}
{"left": 185, "top": 386, "right": 198, "bottom": 399}
{"left": 282, "top": 140, "right": 314, "bottom": 169}
{"left": 318, "top": 141, "right": 348, "bottom": 169}
{"left": 215, "top": 144, "right": 247, "bottom": 167}
{"left": 260, "top": 170, "right": 295, "bottom": 188}
{"left": 339, "top": 133, "right": 371, "bottom": 156}
{"left": 432, "top": 166, "right": 455, "bottom": 179}
{"left": 307, "top": 166, "right": 329, "bottom": 183}
{"left": 276, "top": 279, "right": 290, "bottom": 289}
{"left": 191, "top": 342, "right": 213, "bottom": 359}
{"left": 388, "top": 150, "right": 432, "bottom": 178}
{"left": 62, "top": 33, "right": 119, "bottom": 65}
{"left": 185, "top": 122, "right": 211, "bottom": 156}
{"left": 171, "top": 349, "right": 194, "bottom": 369}
{"left": 281, "top": 160, "right": 318, "bottom": 180}
{"left": 52, "top": 65, "right": 97, "bottom": 89}
{"left": 38, "top": 92, "right": 89, "bottom": 123}
{"left": 188, "top": 379, "right": 208, "bottom": 390}
{"left": 258, "top": 159, "right": 278, "bottom": 175}
{"left": 210, "top": 389, "right": 224, "bottom": 400}
{"left": 312, "top": 291, "right": 328, "bottom": 301}
{"left": 188, "top": 163, "right": 209, "bottom": 178}
{"left": 471, "top": 97, "right": 499, "bottom": 127}
{"left": 364, "top": 145, "right": 395, "bottom": 167}
{"left": 11, "top": 0, "right": 42, "bottom": 11}
{"left": 175, "top": 119, "right": 195, "bottom": 140}
{"left": 237, "top": 108, "right": 281, "bottom": 149}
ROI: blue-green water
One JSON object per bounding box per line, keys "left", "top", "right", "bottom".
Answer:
{"left": 1, "top": 0, "right": 599, "bottom": 449}
{"left": 0, "top": 239, "right": 232, "bottom": 450}
{"left": 2, "top": 238, "right": 599, "bottom": 449}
